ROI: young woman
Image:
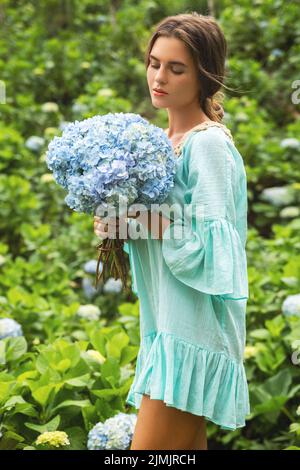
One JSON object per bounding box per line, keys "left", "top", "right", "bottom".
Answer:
{"left": 94, "top": 12, "right": 250, "bottom": 450}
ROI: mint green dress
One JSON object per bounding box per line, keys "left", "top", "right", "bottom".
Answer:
{"left": 123, "top": 122, "right": 250, "bottom": 431}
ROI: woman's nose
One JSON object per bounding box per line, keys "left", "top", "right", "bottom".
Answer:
{"left": 155, "top": 67, "right": 167, "bottom": 82}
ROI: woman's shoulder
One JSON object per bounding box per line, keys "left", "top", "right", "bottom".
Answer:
{"left": 184, "top": 123, "right": 234, "bottom": 163}
{"left": 187, "top": 124, "right": 248, "bottom": 183}
{"left": 187, "top": 121, "right": 234, "bottom": 147}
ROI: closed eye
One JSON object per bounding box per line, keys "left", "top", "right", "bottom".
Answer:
{"left": 150, "top": 64, "right": 183, "bottom": 75}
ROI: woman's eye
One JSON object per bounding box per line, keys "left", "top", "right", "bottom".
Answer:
{"left": 150, "top": 64, "right": 183, "bottom": 74}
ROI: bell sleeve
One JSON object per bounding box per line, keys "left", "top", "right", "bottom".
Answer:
{"left": 161, "top": 130, "right": 249, "bottom": 300}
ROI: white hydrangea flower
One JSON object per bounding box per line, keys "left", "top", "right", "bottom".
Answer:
{"left": 40, "top": 173, "right": 54, "bottom": 183}
{"left": 282, "top": 294, "right": 300, "bottom": 318}
{"left": 36, "top": 431, "right": 70, "bottom": 447}
{"left": 86, "top": 349, "right": 106, "bottom": 364}
{"left": 103, "top": 277, "right": 122, "bottom": 294}
{"left": 280, "top": 206, "right": 300, "bottom": 218}
{"left": 244, "top": 345, "right": 258, "bottom": 359}
{"left": 260, "top": 186, "right": 294, "bottom": 207}
{"left": 41, "top": 102, "right": 59, "bottom": 113}
{"left": 71, "top": 102, "right": 88, "bottom": 114}
{"left": 280, "top": 138, "right": 300, "bottom": 149}
{"left": 0, "top": 318, "right": 23, "bottom": 340}
{"left": 80, "top": 61, "right": 91, "bottom": 69}
{"left": 235, "top": 112, "right": 249, "bottom": 122}
{"left": 77, "top": 304, "right": 101, "bottom": 321}
{"left": 97, "top": 88, "right": 114, "bottom": 97}
{"left": 45, "top": 60, "right": 55, "bottom": 69}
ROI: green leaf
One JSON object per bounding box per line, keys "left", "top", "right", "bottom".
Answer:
{"left": 0, "top": 341, "right": 6, "bottom": 365}
{"left": 62, "top": 344, "right": 81, "bottom": 368}
{"left": 284, "top": 446, "right": 300, "bottom": 450}
{"left": 100, "top": 356, "right": 120, "bottom": 384}
{"left": 64, "top": 426, "right": 87, "bottom": 450}
{"left": 120, "top": 345, "right": 139, "bottom": 366}
{"left": 4, "top": 395, "right": 26, "bottom": 409}
{"left": 64, "top": 374, "right": 92, "bottom": 387}
{"left": 249, "top": 329, "right": 271, "bottom": 340}
{"left": 25, "top": 415, "right": 60, "bottom": 433}
{"left": 106, "top": 332, "right": 129, "bottom": 359}
{"left": 90, "top": 330, "right": 106, "bottom": 355}
{"left": 0, "top": 430, "right": 25, "bottom": 450}
{"left": 54, "top": 358, "right": 71, "bottom": 372}
{"left": 265, "top": 315, "right": 285, "bottom": 337}
{"left": 5, "top": 336, "right": 27, "bottom": 362}
{"left": 32, "top": 384, "right": 55, "bottom": 406}
{"left": 51, "top": 399, "right": 91, "bottom": 414}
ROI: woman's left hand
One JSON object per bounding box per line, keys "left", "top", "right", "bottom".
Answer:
{"left": 94, "top": 215, "right": 128, "bottom": 240}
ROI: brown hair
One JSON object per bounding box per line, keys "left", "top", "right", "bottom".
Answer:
{"left": 145, "top": 12, "right": 230, "bottom": 122}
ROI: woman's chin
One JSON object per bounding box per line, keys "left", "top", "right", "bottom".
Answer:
{"left": 151, "top": 101, "right": 167, "bottom": 109}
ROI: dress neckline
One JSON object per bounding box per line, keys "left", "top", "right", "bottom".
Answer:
{"left": 164, "top": 121, "right": 234, "bottom": 157}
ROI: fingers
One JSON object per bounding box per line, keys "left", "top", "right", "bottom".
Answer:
{"left": 94, "top": 216, "right": 121, "bottom": 239}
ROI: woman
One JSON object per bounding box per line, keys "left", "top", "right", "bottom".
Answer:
{"left": 94, "top": 12, "right": 250, "bottom": 450}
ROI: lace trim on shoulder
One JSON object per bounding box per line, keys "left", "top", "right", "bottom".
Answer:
{"left": 166, "top": 121, "right": 234, "bottom": 157}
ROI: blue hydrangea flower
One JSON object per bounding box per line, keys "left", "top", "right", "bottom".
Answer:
{"left": 82, "top": 277, "right": 101, "bottom": 299}
{"left": 103, "top": 277, "right": 123, "bottom": 294}
{"left": 282, "top": 294, "right": 300, "bottom": 318}
{"left": 83, "top": 259, "right": 101, "bottom": 275}
{"left": 270, "top": 48, "right": 284, "bottom": 58}
{"left": 0, "top": 318, "right": 23, "bottom": 339}
{"left": 25, "top": 136, "right": 45, "bottom": 152}
{"left": 46, "top": 113, "right": 177, "bottom": 215}
{"left": 59, "top": 121, "right": 71, "bottom": 131}
{"left": 87, "top": 412, "right": 137, "bottom": 450}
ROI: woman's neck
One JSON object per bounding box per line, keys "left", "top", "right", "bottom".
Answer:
{"left": 166, "top": 109, "right": 212, "bottom": 138}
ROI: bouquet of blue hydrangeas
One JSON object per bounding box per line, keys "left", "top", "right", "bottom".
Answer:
{"left": 46, "top": 112, "right": 176, "bottom": 289}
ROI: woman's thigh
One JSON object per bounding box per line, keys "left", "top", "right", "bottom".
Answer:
{"left": 130, "top": 394, "right": 207, "bottom": 450}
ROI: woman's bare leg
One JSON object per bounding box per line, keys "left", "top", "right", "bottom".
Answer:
{"left": 192, "top": 418, "right": 208, "bottom": 450}
{"left": 130, "top": 394, "right": 208, "bottom": 450}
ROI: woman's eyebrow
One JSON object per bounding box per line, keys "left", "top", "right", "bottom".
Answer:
{"left": 149, "top": 54, "right": 187, "bottom": 67}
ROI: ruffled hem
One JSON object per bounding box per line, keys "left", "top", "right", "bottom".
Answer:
{"left": 162, "top": 217, "right": 249, "bottom": 300}
{"left": 126, "top": 330, "right": 250, "bottom": 431}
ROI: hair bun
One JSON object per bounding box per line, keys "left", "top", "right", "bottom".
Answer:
{"left": 206, "top": 96, "right": 224, "bottom": 121}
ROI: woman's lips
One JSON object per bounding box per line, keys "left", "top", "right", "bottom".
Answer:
{"left": 153, "top": 90, "right": 168, "bottom": 96}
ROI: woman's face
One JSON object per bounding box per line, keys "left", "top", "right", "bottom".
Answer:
{"left": 147, "top": 36, "right": 201, "bottom": 110}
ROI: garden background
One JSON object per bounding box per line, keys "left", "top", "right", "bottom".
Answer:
{"left": 1, "top": 0, "right": 300, "bottom": 450}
